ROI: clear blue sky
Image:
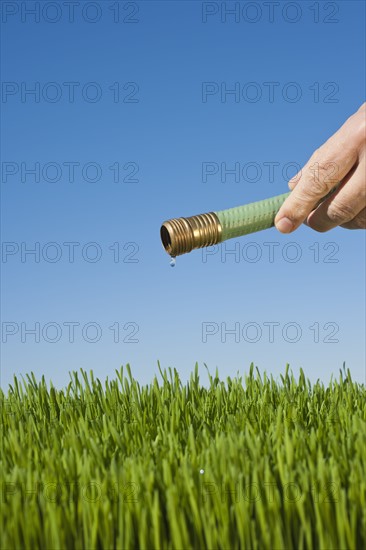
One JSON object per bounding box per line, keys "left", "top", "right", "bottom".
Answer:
{"left": 1, "top": 0, "right": 365, "bottom": 389}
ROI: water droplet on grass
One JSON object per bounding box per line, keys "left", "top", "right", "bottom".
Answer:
{"left": 170, "top": 256, "right": 176, "bottom": 268}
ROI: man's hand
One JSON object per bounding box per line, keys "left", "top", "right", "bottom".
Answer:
{"left": 275, "top": 103, "right": 366, "bottom": 233}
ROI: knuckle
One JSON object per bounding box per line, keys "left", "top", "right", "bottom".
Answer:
{"left": 311, "top": 176, "right": 331, "bottom": 197}
{"left": 306, "top": 154, "right": 337, "bottom": 196}
{"left": 307, "top": 219, "right": 330, "bottom": 233}
{"left": 343, "top": 210, "right": 366, "bottom": 230}
{"left": 354, "top": 211, "right": 366, "bottom": 229}
{"left": 311, "top": 163, "right": 335, "bottom": 191}
{"left": 327, "top": 200, "right": 356, "bottom": 225}
{"left": 290, "top": 191, "right": 315, "bottom": 219}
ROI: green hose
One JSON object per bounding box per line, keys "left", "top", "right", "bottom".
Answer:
{"left": 216, "top": 192, "right": 291, "bottom": 241}
{"left": 161, "top": 186, "right": 341, "bottom": 256}
{"left": 160, "top": 191, "right": 292, "bottom": 257}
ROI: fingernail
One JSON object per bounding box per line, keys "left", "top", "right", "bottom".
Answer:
{"left": 276, "top": 217, "right": 294, "bottom": 233}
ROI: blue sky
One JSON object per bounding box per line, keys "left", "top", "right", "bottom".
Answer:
{"left": 1, "top": 0, "right": 365, "bottom": 389}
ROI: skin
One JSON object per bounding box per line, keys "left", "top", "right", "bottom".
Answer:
{"left": 275, "top": 102, "right": 366, "bottom": 233}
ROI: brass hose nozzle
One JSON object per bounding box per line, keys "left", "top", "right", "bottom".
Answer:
{"left": 160, "top": 212, "right": 222, "bottom": 257}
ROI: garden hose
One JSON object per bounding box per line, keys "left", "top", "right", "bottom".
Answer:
{"left": 160, "top": 192, "right": 291, "bottom": 257}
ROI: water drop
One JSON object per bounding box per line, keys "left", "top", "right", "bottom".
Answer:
{"left": 170, "top": 256, "right": 176, "bottom": 268}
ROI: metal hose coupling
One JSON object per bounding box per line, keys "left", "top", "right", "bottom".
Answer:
{"left": 160, "top": 212, "right": 222, "bottom": 257}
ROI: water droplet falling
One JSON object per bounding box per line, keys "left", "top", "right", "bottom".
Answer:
{"left": 170, "top": 256, "right": 176, "bottom": 268}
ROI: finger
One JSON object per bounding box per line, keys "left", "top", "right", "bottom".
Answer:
{"left": 341, "top": 207, "right": 366, "bottom": 229}
{"left": 306, "top": 164, "right": 366, "bottom": 232}
{"left": 288, "top": 169, "right": 302, "bottom": 191}
{"left": 275, "top": 118, "right": 360, "bottom": 233}
{"left": 276, "top": 156, "right": 354, "bottom": 233}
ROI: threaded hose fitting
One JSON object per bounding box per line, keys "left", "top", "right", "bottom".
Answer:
{"left": 160, "top": 212, "right": 222, "bottom": 256}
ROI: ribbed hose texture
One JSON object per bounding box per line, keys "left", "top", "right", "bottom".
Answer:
{"left": 216, "top": 192, "right": 291, "bottom": 241}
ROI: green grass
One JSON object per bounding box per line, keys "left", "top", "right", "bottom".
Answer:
{"left": 1, "top": 364, "right": 365, "bottom": 549}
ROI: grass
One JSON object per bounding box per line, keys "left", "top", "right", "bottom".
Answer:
{"left": 1, "top": 363, "right": 365, "bottom": 549}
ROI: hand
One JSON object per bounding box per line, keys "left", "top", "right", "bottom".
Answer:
{"left": 275, "top": 103, "right": 366, "bottom": 233}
